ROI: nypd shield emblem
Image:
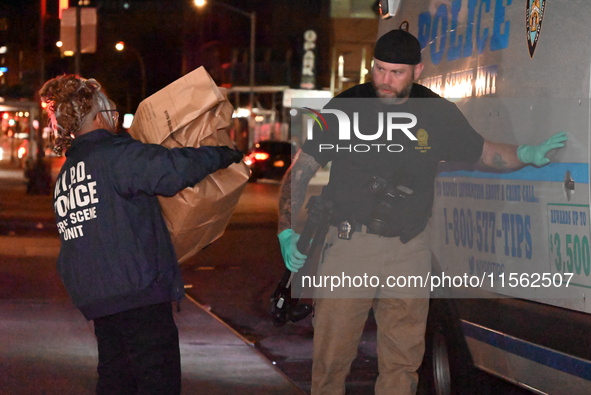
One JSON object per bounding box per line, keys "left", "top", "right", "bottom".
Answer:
{"left": 526, "top": 0, "right": 545, "bottom": 57}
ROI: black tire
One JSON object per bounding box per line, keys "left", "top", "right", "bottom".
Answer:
{"left": 418, "top": 299, "right": 476, "bottom": 395}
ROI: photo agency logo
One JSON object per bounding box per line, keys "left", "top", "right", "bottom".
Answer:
{"left": 293, "top": 99, "right": 418, "bottom": 153}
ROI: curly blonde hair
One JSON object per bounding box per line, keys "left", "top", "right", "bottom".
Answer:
{"left": 39, "top": 75, "right": 111, "bottom": 155}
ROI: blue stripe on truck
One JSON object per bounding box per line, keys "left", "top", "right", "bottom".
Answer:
{"left": 438, "top": 163, "right": 588, "bottom": 183}
{"left": 461, "top": 320, "right": 591, "bottom": 381}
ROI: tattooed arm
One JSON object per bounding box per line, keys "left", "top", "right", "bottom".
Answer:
{"left": 479, "top": 131, "right": 568, "bottom": 171}
{"left": 478, "top": 140, "right": 524, "bottom": 171}
{"left": 278, "top": 150, "right": 322, "bottom": 233}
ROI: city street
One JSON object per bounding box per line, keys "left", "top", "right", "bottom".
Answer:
{"left": 178, "top": 179, "right": 532, "bottom": 395}
{"left": 0, "top": 160, "right": 306, "bottom": 395}
{"left": 1, "top": 0, "right": 584, "bottom": 393}
{"left": 179, "top": 180, "right": 379, "bottom": 394}
{"left": 0, "top": 160, "right": 532, "bottom": 394}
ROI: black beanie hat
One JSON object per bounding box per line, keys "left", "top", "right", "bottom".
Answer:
{"left": 374, "top": 30, "right": 421, "bottom": 65}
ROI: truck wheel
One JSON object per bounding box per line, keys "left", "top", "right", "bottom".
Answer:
{"left": 431, "top": 329, "right": 452, "bottom": 395}
{"left": 418, "top": 299, "right": 475, "bottom": 395}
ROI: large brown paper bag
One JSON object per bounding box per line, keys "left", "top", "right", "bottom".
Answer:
{"left": 128, "top": 66, "right": 250, "bottom": 264}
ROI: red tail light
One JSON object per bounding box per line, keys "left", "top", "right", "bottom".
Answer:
{"left": 253, "top": 152, "right": 270, "bottom": 161}
{"left": 245, "top": 151, "right": 270, "bottom": 166}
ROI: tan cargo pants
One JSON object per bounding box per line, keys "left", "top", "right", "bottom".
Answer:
{"left": 310, "top": 226, "right": 431, "bottom": 395}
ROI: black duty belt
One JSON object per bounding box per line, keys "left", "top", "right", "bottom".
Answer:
{"left": 330, "top": 219, "right": 401, "bottom": 239}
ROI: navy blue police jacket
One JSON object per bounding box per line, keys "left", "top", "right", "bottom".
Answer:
{"left": 53, "top": 129, "right": 228, "bottom": 320}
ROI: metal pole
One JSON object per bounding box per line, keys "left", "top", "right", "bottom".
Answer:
{"left": 33, "top": 0, "right": 46, "bottom": 168}
{"left": 75, "top": 5, "right": 81, "bottom": 75}
{"left": 359, "top": 46, "right": 367, "bottom": 84}
{"left": 248, "top": 11, "right": 256, "bottom": 148}
{"left": 38, "top": 0, "right": 45, "bottom": 86}
{"left": 249, "top": 12, "right": 255, "bottom": 109}
{"left": 330, "top": 47, "right": 336, "bottom": 96}
{"left": 116, "top": 42, "right": 146, "bottom": 104}
{"left": 200, "top": 2, "right": 256, "bottom": 147}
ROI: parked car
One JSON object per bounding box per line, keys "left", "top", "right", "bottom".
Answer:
{"left": 244, "top": 140, "right": 296, "bottom": 182}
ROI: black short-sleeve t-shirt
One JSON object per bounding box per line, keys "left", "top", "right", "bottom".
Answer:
{"left": 302, "top": 82, "right": 484, "bottom": 242}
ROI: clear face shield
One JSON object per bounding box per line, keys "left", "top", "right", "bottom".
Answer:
{"left": 95, "top": 94, "right": 119, "bottom": 132}
{"left": 96, "top": 108, "right": 119, "bottom": 132}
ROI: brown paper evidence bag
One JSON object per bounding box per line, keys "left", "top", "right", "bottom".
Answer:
{"left": 128, "top": 66, "right": 250, "bottom": 264}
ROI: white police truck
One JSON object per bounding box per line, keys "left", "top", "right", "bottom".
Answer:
{"left": 378, "top": 1, "right": 591, "bottom": 394}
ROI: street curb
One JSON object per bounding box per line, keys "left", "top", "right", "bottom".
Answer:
{"left": 184, "top": 294, "right": 307, "bottom": 394}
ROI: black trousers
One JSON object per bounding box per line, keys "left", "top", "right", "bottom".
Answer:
{"left": 93, "top": 302, "right": 181, "bottom": 395}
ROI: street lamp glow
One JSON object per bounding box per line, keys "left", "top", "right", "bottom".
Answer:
{"left": 56, "top": 41, "right": 63, "bottom": 48}
{"left": 115, "top": 41, "right": 125, "bottom": 51}
{"left": 194, "top": 0, "right": 207, "bottom": 7}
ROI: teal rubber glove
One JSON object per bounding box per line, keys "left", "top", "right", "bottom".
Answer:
{"left": 517, "top": 131, "right": 568, "bottom": 166}
{"left": 278, "top": 229, "right": 307, "bottom": 272}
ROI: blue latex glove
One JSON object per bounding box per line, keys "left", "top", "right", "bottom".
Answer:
{"left": 517, "top": 131, "right": 568, "bottom": 166}
{"left": 278, "top": 229, "right": 307, "bottom": 272}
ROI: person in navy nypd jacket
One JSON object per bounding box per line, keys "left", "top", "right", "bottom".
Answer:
{"left": 40, "top": 74, "right": 242, "bottom": 395}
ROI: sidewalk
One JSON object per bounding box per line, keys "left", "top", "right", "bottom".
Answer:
{"left": 0, "top": 159, "right": 305, "bottom": 395}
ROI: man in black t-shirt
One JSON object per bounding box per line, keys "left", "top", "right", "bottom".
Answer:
{"left": 306, "top": 87, "right": 485, "bottom": 243}
{"left": 277, "top": 30, "right": 566, "bottom": 395}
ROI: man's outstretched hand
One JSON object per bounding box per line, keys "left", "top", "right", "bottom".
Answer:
{"left": 517, "top": 131, "right": 568, "bottom": 166}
